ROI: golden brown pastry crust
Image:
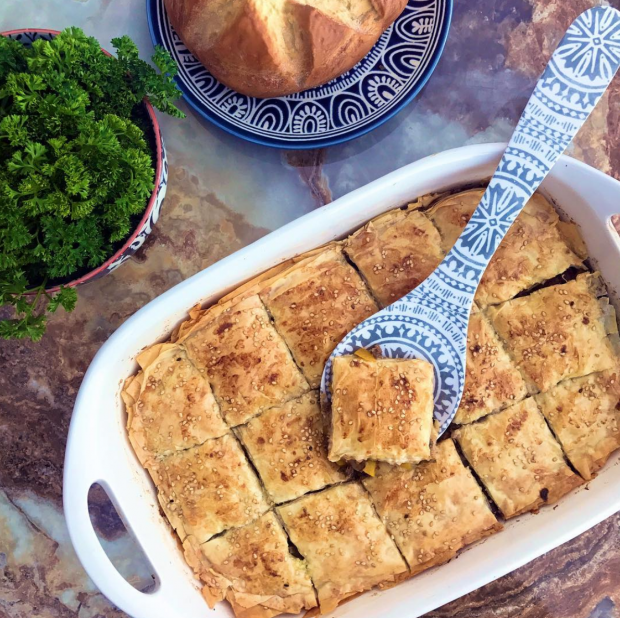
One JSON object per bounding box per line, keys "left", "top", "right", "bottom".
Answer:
{"left": 362, "top": 439, "right": 501, "bottom": 573}
{"left": 181, "top": 294, "right": 309, "bottom": 426}
{"left": 122, "top": 344, "right": 228, "bottom": 465}
{"left": 277, "top": 483, "right": 407, "bottom": 614}
{"left": 486, "top": 273, "right": 617, "bottom": 393}
{"left": 454, "top": 398, "right": 583, "bottom": 518}
{"left": 428, "top": 189, "right": 583, "bottom": 306}
{"left": 454, "top": 312, "right": 528, "bottom": 425}
{"left": 183, "top": 511, "right": 317, "bottom": 618}
{"left": 344, "top": 208, "right": 444, "bottom": 307}
{"left": 260, "top": 247, "right": 378, "bottom": 387}
{"left": 329, "top": 355, "right": 435, "bottom": 465}
{"left": 236, "top": 392, "right": 346, "bottom": 503}
{"left": 536, "top": 368, "right": 620, "bottom": 480}
{"left": 148, "top": 434, "right": 269, "bottom": 543}
{"left": 121, "top": 183, "right": 618, "bottom": 618}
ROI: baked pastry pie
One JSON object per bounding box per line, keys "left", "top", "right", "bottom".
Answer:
{"left": 487, "top": 273, "right": 618, "bottom": 393}
{"left": 344, "top": 207, "right": 444, "bottom": 307}
{"left": 454, "top": 398, "right": 583, "bottom": 518}
{"left": 260, "top": 246, "right": 378, "bottom": 387}
{"left": 536, "top": 368, "right": 620, "bottom": 480}
{"left": 121, "top": 184, "right": 620, "bottom": 618}
{"left": 236, "top": 391, "right": 346, "bottom": 503}
{"left": 454, "top": 311, "right": 528, "bottom": 425}
{"left": 181, "top": 294, "right": 309, "bottom": 426}
{"left": 277, "top": 482, "right": 408, "bottom": 614}
{"left": 122, "top": 344, "right": 228, "bottom": 464}
{"left": 328, "top": 354, "right": 436, "bottom": 465}
{"left": 148, "top": 434, "right": 269, "bottom": 543}
{"left": 363, "top": 439, "right": 502, "bottom": 574}
{"left": 183, "top": 511, "right": 317, "bottom": 618}
{"left": 428, "top": 189, "right": 584, "bottom": 306}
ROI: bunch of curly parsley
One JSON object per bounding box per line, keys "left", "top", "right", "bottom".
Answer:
{"left": 0, "top": 27, "right": 184, "bottom": 341}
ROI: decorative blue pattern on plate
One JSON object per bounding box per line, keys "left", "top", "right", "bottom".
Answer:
{"left": 146, "top": 0, "right": 452, "bottom": 149}
{"left": 321, "top": 6, "right": 620, "bottom": 434}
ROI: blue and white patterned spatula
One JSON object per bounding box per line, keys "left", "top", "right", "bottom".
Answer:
{"left": 321, "top": 6, "right": 620, "bottom": 434}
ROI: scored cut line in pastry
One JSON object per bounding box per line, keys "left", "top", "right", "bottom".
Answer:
{"left": 181, "top": 294, "right": 310, "bottom": 426}
{"left": 362, "top": 439, "right": 502, "bottom": 574}
{"left": 236, "top": 391, "right": 347, "bottom": 504}
{"left": 454, "top": 398, "right": 584, "bottom": 519}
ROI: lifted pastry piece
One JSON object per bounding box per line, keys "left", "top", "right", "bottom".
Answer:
{"left": 237, "top": 391, "right": 346, "bottom": 504}
{"left": 182, "top": 294, "right": 309, "bottom": 426}
{"left": 486, "top": 273, "right": 617, "bottom": 393}
{"left": 329, "top": 354, "right": 436, "bottom": 465}
{"left": 454, "top": 398, "right": 583, "bottom": 519}
{"left": 148, "top": 434, "right": 269, "bottom": 543}
{"left": 183, "top": 511, "right": 317, "bottom": 618}
{"left": 363, "top": 439, "right": 501, "bottom": 574}
{"left": 536, "top": 368, "right": 620, "bottom": 480}
{"left": 277, "top": 482, "right": 407, "bottom": 614}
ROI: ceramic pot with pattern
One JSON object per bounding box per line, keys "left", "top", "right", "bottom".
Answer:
{"left": 2, "top": 28, "right": 169, "bottom": 293}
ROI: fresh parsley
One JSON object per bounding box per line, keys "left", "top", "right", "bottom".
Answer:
{"left": 0, "top": 27, "right": 184, "bottom": 341}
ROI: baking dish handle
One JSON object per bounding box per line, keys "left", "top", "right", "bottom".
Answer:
{"left": 64, "top": 462, "right": 189, "bottom": 618}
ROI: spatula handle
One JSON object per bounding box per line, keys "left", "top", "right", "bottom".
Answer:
{"left": 424, "top": 6, "right": 620, "bottom": 309}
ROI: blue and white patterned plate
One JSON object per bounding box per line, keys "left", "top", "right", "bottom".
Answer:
{"left": 146, "top": 0, "right": 452, "bottom": 149}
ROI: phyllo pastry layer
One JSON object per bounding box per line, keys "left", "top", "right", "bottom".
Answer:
{"left": 536, "top": 368, "right": 620, "bottom": 480}
{"left": 329, "top": 355, "right": 435, "bottom": 465}
{"left": 148, "top": 434, "right": 269, "bottom": 543}
{"left": 486, "top": 273, "right": 618, "bottom": 393}
{"left": 277, "top": 483, "right": 407, "bottom": 614}
{"left": 362, "top": 439, "right": 501, "bottom": 574}
{"left": 182, "top": 294, "right": 309, "bottom": 426}
{"left": 454, "top": 398, "right": 583, "bottom": 518}
{"left": 260, "top": 246, "right": 378, "bottom": 387}
{"left": 183, "top": 511, "right": 317, "bottom": 618}
{"left": 428, "top": 189, "right": 584, "bottom": 307}
{"left": 454, "top": 311, "right": 528, "bottom": 425}
{"left": 236, "top": 392, "right": 346, "bottom": 504}
{"left": 122, "top": 344, "right": 228, "bottom": 464}
{"left": 344, "top": 208, "right": 444, "bottom": 307}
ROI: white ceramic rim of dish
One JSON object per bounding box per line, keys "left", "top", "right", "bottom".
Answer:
{"left": 63, "top": 143, "right": 620, "bottom": 618}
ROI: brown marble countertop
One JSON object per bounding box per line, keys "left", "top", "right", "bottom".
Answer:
{"left": 1, "top": 1, "right": 619, "bottom": 617}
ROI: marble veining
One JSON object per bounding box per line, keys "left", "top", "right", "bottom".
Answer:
{"left": 1, "top": 0, "right": 620, "bottom": 616}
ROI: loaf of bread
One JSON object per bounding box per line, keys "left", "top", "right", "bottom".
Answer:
{"left": 164, "top": 0, "right": 408, "bottom": 98}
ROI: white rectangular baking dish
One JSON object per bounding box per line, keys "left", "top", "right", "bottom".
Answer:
{"left": 63, "top": 143, "right": 620, "bottom": 618}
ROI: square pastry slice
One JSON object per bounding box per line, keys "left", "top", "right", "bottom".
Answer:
{"left": 487, "top": 273, "right": 618, "bottom": 393}
{"left": 183, "top": 511, "right": 317, "bottom": 618}
{"left": 148, "top": 434, "right": 269, "bottom": 543}
{"left": 536, "top": 368, "right": 620, "bottom": 480}
{"left": 362, "top": 439, "right": 501, "bottom": 574}
{"left": 454, "top": 398, "right": 583, "bottom": 518}
{"left": 122, "top": 344, "right": 228, "bottom": 465}
{"left": 344, "top": 208, "right": 444, "bottom": 307}
{"left": 236, "top": 392, "right": 347, "bottom": 504}
{"left": 182, "top": 295, "right": 309, "bottom": 426}
{"left": 260, "top": 247, "right": 378, "bottom": 387}
{"left": 454, "top": 312, "right": 528, "bottom": 425}
{"left": 428, "top": 189, "right": 584, "bottom": 306}
{"left": 277, "top": 483, "right": 407, "bottom": 614}
{"left": 329, "top": 354, "right": 435, "bottom": 465}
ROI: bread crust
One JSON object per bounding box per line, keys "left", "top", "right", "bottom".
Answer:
{"left": 164, "top": 0, "right": 408, "bottom": 98}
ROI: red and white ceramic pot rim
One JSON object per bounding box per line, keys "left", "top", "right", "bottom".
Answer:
{"left": 1, "top": 28, "right": 164, "bottom": 293}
